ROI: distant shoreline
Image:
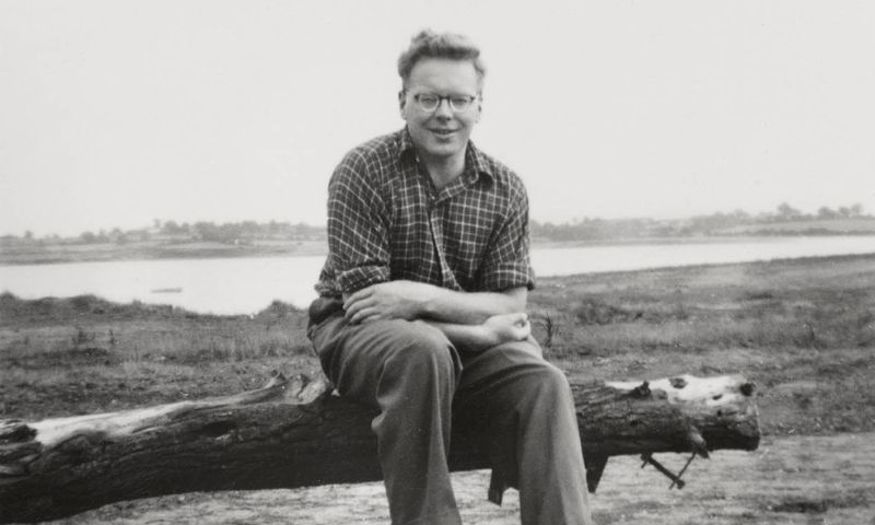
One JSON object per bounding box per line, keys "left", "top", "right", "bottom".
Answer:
{"left": 4, "top": 215, "right": 874, "bottom": 267}
{"left": 1, "top": 233, "right": 874, "bottom": 267}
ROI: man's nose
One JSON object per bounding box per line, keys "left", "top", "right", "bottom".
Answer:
{"left": 434, "top": 99, "right": 454, "bottom": 118}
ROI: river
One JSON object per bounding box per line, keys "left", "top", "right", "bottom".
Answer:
{"left": 1, "top": 236, "right": 872, "bottom": 315}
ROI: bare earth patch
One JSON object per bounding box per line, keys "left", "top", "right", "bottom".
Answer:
{"left": 4, "top": 256, "right": 873, "bottom": 524}
{"left": 53, "top": 433, "right": 873, "bottom": 525}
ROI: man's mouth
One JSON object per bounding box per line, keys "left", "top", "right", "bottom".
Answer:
{"left": 431, "top": 129, "right": 457, "bottom": 137}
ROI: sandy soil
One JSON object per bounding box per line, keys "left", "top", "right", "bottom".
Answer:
{"left": 51, "top": 433, "right": 874, "bottom": 525}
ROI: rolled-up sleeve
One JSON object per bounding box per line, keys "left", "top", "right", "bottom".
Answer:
{"left": 326, "top": 152, "right": 391, "bottom": 295}
{"left": 479, "top": 181, "right": 535, "bottom": 292}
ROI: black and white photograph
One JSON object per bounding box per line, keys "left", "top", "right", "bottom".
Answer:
{"left": 1, "top": 1, "right": 874, "bottom": 524}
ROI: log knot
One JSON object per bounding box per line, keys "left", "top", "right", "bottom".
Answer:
{"left": 0, "top": 421, "right": 36, "bottom": 444}
{"left": 629, "top": 381, "right": 651, "bottom": 398}
{"left": 199, "top": 421, "right": 238, "bottom": 439}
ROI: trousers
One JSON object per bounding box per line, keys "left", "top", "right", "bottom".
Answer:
{"left": 308, "top": 311, "right": 593, "bottom": 525}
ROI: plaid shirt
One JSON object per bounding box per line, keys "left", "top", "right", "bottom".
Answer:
{"left": 315, "top": 128, "right": 534, "bottom": 298}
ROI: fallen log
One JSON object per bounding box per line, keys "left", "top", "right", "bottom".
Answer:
{"left": 0, "top": 373, "right": 759, "bottom": 523}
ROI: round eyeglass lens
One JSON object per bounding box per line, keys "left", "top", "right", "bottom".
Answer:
{"left": 450, "top": 97, "right": 473, "bottom": 111}
{"left": 417, "top": 95, "right": 439, "bottom": 110}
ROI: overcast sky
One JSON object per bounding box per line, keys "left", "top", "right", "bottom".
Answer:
{"left": 2, "top": 0, "right": 874, "bottom": 237}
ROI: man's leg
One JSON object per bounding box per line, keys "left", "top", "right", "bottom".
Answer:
{"left": 454, "top": 339, "right": 593, "bottom": 525}
{"left": 310, "top": 314, "right": 463, "bottom": 525}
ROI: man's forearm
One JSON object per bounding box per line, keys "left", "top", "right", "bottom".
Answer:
{"left": 425, "top": 321, "right": 497, "bottom": 352}
{"left": 419, "top": 286, "right": 527, "bottom": 325}
{"left": 425, "top": 312, "right": 532, "bottom": 353}
{"left": 342, "top": 281, "right": 527, "bottom": 326}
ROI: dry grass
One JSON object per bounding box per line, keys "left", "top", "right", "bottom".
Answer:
{"left": 1, "top": 253, "right": 874, "bottom": 430}
{"left": 0, "top": 294, "right": 316, "bottom": 419}
{"left": 529, "top": 254, "right": 875, "bottom": 435}
{"left": 2, "top": 254, "right": 874, "bottom": 523}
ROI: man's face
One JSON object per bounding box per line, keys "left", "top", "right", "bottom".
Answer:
{"left": 400, "top": 58, "right": 482, "bottom": 163}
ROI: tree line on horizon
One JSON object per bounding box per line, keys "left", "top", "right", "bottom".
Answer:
{"left": 532, "top": 202, "right": 872, "bottom": 242}
{"left": 2, "top": 202, "right": 871, "bottom": 246}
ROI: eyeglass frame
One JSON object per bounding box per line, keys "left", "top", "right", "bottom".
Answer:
{"left": 402, "top": 91, "right": 480, "bottom": 113}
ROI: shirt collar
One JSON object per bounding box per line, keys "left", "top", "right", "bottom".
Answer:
{"left": 397, "top": 127, "right": 494, "bottom": 184}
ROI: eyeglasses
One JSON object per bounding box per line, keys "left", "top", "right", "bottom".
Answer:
{"left": 409, "top": 93, "right": 479, "bottom": 113}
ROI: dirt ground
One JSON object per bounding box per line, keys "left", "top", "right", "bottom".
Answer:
{"left": 4, "top": 255, "right": 874, "bottom": 524}
{"left": 51, "top": 433, "right": 873, "bottom": 525}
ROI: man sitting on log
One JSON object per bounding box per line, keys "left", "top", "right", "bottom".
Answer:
{"left": 307, "top": 29, "right": 593, "bottom": 525}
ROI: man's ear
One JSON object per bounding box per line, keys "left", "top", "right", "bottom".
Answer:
{"left": 398, "top": 91, "right": 407, "bottom": 119}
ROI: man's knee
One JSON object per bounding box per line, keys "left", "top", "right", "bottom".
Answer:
{"left": 492, "top": 356, "right": 574, "bottom": 419}
{"left": 542, "top": 361, "right": 571, "bottom": 386}
{"left": 528, "top": 360, "right": 573, "bottom": 399}
{"left": 382, "top": 320, "right": 460, "bottom": 385}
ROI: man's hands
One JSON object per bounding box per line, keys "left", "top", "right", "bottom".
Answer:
{"left": 343, "top": 280, "right": 436, "bottom": 324}
{"left": 425, "top": 312, "right": 532, "bottom": 353}
{"left": 343, "top": 281, "right": 531, "bottom": 352}
{"left": 482, "top": 312, "right": 531, "bottom": 346}
{"left": 344, "top": 282, "right": 527, "bottom": 326}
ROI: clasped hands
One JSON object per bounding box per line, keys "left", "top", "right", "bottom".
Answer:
{"left": 343, "top": 280, "right": 531, "bottom": 345}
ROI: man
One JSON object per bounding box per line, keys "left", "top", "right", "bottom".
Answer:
{"left": 308, "top": 30, "right": 593, "bottom": 525}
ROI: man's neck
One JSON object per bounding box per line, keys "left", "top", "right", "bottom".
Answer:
{"left": 418, "top": 150, "right": 466, "bottom": 191}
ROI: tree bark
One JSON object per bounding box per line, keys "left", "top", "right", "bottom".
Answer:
{"left": 0, "top": 373, "right": 759, "bottom": 523}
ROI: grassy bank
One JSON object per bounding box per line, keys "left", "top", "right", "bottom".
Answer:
{"left": 0, "top": 238, "right": 328, "bottom": 266}
{"left": 529, "top": 254, "right": 875, "bottom": 436}
{"left": 1, "top": 253, "right": 874, "bottom": 438}
{"left": 0, "top": 295, "right": 316, "bottom": 419}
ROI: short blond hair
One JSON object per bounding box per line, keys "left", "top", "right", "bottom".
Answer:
{"left": 397, "top": 29, "right": 486, "bottom": 90}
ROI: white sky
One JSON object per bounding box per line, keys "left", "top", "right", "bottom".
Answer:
{"left": 1, "top": 0, "right": 874, "bottom": 237}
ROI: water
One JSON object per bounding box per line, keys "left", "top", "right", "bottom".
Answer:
{"left": 529, "top": 236, "right": 875, "bottom": 275}
{"left": 1, "top": 236, "right": 872, "bottom": 315}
